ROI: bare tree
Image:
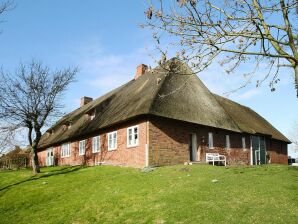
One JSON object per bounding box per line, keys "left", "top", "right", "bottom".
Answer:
{"left": 0, "top": 61, "right": 77, "bottom": 173}
{"left": 144, "top": 0, "right": 298, "bottom": 96}
{"left": 0, "top": 124, "right": 17, "bottom": 154}
{"left": 0, "top": 1, "right": 12, "bottom": 14}
{"left": 0, "top": 1, "right": 13, "bottom": 25}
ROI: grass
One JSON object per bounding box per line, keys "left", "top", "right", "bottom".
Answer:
{"left": 0, "top": 164, "right": 297, "bottom": 224}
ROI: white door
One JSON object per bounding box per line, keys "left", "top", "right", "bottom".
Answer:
{"left": 46, "top": 148, "right": 54, "bottom": 166}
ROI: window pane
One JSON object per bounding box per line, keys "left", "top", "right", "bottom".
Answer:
{"left": 109, "top": 134, "right": 112, "bottom": 149}
{"left": 208, "top": 133, "right": 213, "bottom": 148}
{"left": 226, "top": 135, "right": 230, "bottom": 148}
{"left": 242, "top": 137, "right": 246, "bottom": 149}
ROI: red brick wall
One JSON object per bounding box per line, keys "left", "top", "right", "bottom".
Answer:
{"left": 37, "top": 150, "right": 47, "bottom": 167}
{"left": 38, "top": 116, "right": 288, "bottom": 168}
{"left": 266, "top": 138, "right": 288, "bottom": 164}
{"left": 38, "top": 119, "right": 147, "bottom": 168}
{"left": 148, "top": 117, "right": 251, "bottom": 166}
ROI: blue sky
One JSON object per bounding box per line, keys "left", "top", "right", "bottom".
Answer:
{"left": 0, "top": 0, "right": 297, "bottom": 156}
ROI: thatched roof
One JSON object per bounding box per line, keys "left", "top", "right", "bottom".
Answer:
{"left": 38, "top": 58, "right": 290, "bottom": 149}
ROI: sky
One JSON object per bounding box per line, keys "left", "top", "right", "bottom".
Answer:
{"left": 0, "top": 0, "right": 297, "bottom": 157}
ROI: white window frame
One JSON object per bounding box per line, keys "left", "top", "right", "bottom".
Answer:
{"left": 127, "top": 125, "right": 139, "bottom": 148}
{"left": 92, "top": 136, "right": 100, "bottom": 153}
{"left": 79, "top": 140, "right": 86, "bottom": 155}
{"left": 61, "top": 143, "right": 71, "bottom": 158}
{"left": 90, "top": 113, "right": 95, "bottom": 120}
{"left": 208, "top": 132, "right": 214, "bottom": 149}
{"left": 242, "top": 136, "right": 246, "bottom": 149}
{"left": 108, "top": 131, "right": 117, "bottom": 151}
{"left": 226, "top": 135, "right": 230, "bottom": 149}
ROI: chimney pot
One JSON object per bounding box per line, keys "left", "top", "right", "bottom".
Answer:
{"left": 134, "top": 64, "right": 148, "bottom": 80}
{"left": 80, "top": 96, "right": 93, "bottom": 107}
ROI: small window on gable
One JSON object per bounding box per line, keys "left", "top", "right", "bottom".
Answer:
{"left": 90, "top": 113, "right": 95, "bottom": 120}
{"left": 92, "top": 136, "right": 100, "bottom": 153}
{"left": 226, "top": 135, "right": 230, "bottom": 149}
{"left": 242, "top": 137, "right": 246, "bottom": 149}
{"left": 108, "top": 131, "right": 117, "bottom": 151}
{"left": 127, "top": 126, "right": 139, "bottom": 147}
{"left": 79, "top": 140, "right": 86, "bottom": 155}
{"left": 86, "top": 110, "right": 96, "bottom": 121}
{"left": 61, "top": 143, "right": 71, "bottom": 158}
{"left": 208, "top": 132, "right": 214, "bottom": 149}
{"left": 90, "top": 110, "right": 96, "bottom": 121}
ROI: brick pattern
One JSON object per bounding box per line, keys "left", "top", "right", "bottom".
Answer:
{"left": 38, "top": 119, "right": 147, "bottom": 168}
{"left": 38, "top": 116, "right": 288, "bottom": 168}
{"left": 266, "top": 138, "right": 288, "bottom": 164}
{"left": 148, "top": 117, "right": 287, "bottom": 166}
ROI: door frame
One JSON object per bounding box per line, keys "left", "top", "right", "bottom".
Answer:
{"left": 46, "top": 148, "right": 54, "bottom": 166}
{"left": 255, "top": 150, "right": 260, "bottom": 165}
{"left": 250, "top": 136, "right": 267, "bottom": 165}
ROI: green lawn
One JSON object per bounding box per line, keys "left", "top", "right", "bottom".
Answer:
{"left": 0, "top": 165, "right": 297, "bottom": 224}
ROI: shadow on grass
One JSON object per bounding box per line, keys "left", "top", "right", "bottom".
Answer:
{"left": 0, "top": 166, "right": 87, "bottom": 193}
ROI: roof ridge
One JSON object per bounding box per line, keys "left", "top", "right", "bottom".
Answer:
{"left": 213, "top": 93, "right": 251, "bottom": 110}
{"left": 245, "top": 106, "right": 290, "bottom": 142}
{"left": 212, "top": 93, "right": 243, "bottom": 133}
{"left": 147, "top": 69, "right": 168, "bottom": 113}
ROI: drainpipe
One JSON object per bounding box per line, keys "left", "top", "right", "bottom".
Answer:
{"left": 250, "top": 136, "right": 253, "bottom": 165}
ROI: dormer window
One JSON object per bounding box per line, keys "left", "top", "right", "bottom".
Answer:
{"left": 90, "top": 112, "right": 95, "bottom": 120}
{"left": 86, "top": 110, "right": 96, "bottom": 121}
{"left": 63, "top": 122, "right": 72, "bottom": 130}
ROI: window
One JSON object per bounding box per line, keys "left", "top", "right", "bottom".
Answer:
{"left": 242, "top": 137, "right": 246, "bottom": 149}
{"left": 90, "top": 112, "right": 95, "bottom": 120}
{"left": 226, "top": 135, "right": 230, "bottom": 149}
{"left": 61, "top": 143, "right": 70, "bottom": 158}
{"left": 79, "top": 140, "right": 86, "bottom": 155}
{"left": 127, "top": 125, "right": 139, "bottom": 147}
{"left": 208, "top": 132, "right": 214, "bottom": 149}
{"left": 92, "top": 136, "right": 100, "bottom": 153}
{"left": 108, "top": 131, "right": 117, "bottom": 151}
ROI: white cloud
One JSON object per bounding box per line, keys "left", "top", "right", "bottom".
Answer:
{"left": 76, "top": 43, "right": 156, "bottom": 94}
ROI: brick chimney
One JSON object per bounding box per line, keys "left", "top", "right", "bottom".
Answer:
{"left": 134, "top": 64, "right": 148, "bottom": 80}
{"left": 80, "top": 96, "right": 93, "bottom": 107}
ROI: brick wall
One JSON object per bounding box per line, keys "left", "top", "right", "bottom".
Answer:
{"left": 266, "top": 138, "right": 288, "bottom": 164}
{"left": 38, "top": 119, "right": 147, "bottom": 168}
{"left": 38, "top": 116, "right": 288, "bottom": 168}
{"left": 37, "top": 150, "right": 47, "bottom": 167}
{"left": 148, "top": 117, "right": 287, "bottom": 166}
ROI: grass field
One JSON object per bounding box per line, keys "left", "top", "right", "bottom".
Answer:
{"left": 0, "top": 164, "right": 297, "bottom": 224}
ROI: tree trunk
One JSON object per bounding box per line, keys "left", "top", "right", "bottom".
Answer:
{"left": 31, "top": 145, "right": 40, "bottom": 174}
{"left": 31, "top": 127, "right": 42, "bottom": 174}
{"left": 295, "top": 65, "right": 298, "bottom": 97}
{"left": 27, "top": 125, "right": 40, "bottom": 174}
